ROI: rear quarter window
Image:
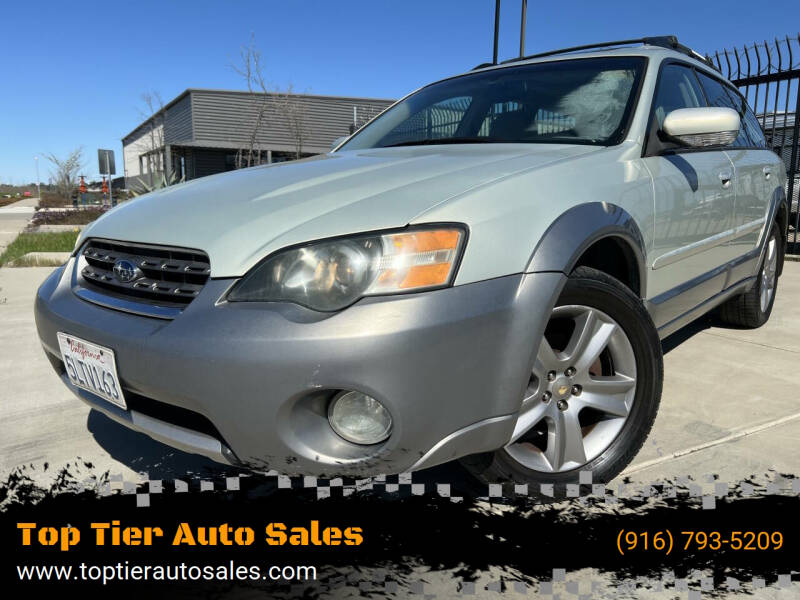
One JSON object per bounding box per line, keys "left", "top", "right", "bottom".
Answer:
{"left": 741, "top": 104, "right": 767, "bottom": 149}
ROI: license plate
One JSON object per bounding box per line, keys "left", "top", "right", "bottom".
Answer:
{"left": 57, "top": 333, "right": 126, "bottom": 409}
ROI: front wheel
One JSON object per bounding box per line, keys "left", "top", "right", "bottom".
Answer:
{"left": 461, "top": 266, "right": 663, "bottom": 494}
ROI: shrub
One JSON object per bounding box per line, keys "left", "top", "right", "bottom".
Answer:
{"left": 31, "top": 207, "right": 108, "bottom": 226}
{"left": 38, "top": 191, "right": 72, "bottom": 208}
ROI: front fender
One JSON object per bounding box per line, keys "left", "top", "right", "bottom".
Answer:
{"left": 525, "top": 202, "right": 648, "bottom": 290}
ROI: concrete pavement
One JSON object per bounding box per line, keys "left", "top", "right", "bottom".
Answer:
{"left": 0, "top": 266, "right": 221, "bottom": 485}
{"left": 618, "top": 261, "right": 800, "bottom": 484}
{"left": 0, "top": 197, "right": 36, "bottom": 256}
{"left": 1, "top": 262, "right": 798, "bottom": 487}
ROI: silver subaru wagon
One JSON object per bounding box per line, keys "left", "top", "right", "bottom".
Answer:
{"left": 35, "top": 36, "right": 787, "bottom": 491}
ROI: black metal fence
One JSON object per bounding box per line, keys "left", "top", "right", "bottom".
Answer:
{"left": 708, "top": 35, "right": 800, "bottom": 252}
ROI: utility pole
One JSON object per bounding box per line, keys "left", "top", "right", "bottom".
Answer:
{"left": 519, "top": 0, "right": 527, "bottom": 57}
{"left": 493, "top": 0, "right": 500, "bottom": 64}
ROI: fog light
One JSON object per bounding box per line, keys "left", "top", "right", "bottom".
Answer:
{"left": 328, "top": 391, "right": 392, "bottom": 445}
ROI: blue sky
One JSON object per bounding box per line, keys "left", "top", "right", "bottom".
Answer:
{"left": 1, "top": 0, "right": 797, "bottom": 184}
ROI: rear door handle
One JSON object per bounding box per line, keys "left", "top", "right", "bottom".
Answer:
{"left": 763, "top": 166, "right": 772, "bottom": 179}
{"left": 719, "top": 171, "right": 732, "bottom": 188}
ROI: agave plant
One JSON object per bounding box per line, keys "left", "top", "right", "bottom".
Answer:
{"left": 131, "top": 171, "right": 185, "bottom": 197}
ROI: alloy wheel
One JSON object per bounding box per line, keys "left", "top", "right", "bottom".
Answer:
{"left": 504, "top": 305, "right": 637, "bottom": 473}
{"left": 760, "top": 236, "right": 778, "bottom": 313}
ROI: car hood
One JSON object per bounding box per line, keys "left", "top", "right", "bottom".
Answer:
{"left": 82, "top": 144, "right": 598, "bottom": 277}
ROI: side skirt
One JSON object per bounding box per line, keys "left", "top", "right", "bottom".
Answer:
{"left": 646, "top": 249, "right": 759, "bottom": 339}
{"left": 653, "top": 275, "right": 755, "bottom": 339}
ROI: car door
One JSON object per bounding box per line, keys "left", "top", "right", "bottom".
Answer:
{"left": 693, "top": 70, "right": 771, "bottom": 260}
{"left": 642, "top": 62, "right": 738, "bottom": 300}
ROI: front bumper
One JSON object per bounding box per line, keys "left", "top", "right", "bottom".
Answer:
{"left": 35, "top": 258, "right": 564, "bottom": 476}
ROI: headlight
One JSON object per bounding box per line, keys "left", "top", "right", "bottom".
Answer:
{"left": 227, "top": 225, "right": 466, "bottom": 311}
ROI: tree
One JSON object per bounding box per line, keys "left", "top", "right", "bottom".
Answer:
{"left": 232, "top": 35, "right": 272, "bottom": 168}
{"left": 277, "top": 84, "right": 309, "bottom": 160}
{"left": 350, "top": 103, "right": 384, "bottom": 134}
{"left": 138, "top": 91, "right": 166, "bottom": 183}
{"left": 234, "top": 35, "right": 309, "bottom": 163}
{"left": 44, "top": 147, "right": 85, "bottom": 203}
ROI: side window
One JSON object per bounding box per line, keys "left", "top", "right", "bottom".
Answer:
{"left": 695, "top": 72, "right": 749, "bottom": 148}
{"left": 652, "top": 64, "right": 706, "bottom": 129}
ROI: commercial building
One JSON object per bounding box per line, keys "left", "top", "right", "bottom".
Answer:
{"left": 122, "top": 89, "right": 394, "bottom": 188}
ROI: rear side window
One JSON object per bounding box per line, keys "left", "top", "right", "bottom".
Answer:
{"left": 695, "top": 71, "right": 750, "bottom": 148}
{"left": 741, "top": 103, "right": 767, "bottom": 148}
{"left": 651, "top": 64, "right": 706, "bottom": 128}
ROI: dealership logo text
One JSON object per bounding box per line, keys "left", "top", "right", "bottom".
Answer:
{"left": 17, "top": 521, "right": 363, "bottom": 551}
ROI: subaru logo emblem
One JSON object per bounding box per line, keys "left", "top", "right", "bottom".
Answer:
{"left": 113, "top": 259, "right": 141, "bottom": 283}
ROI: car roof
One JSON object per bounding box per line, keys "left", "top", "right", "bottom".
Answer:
{"left": 381, "top": 40, "right": 730, "bottom": 118}
{"left": 468, "top": 45, "right": 719, "bottom": 77}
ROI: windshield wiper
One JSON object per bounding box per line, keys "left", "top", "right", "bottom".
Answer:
{"left": 380, "top": 137, "right": 503, "bottom": 148}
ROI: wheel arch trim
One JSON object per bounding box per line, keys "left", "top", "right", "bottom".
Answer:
{"left": 767, "top": 185, "right": 788, "bottom": 277}
{"left": 524, "top": 202, "right": 648, "bottom": 296}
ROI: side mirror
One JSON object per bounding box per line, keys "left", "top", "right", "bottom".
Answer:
{"left": 662, "top": 107, "right": 740, "bottom": 148}
{"left": 330, "top": 136, "right": 349, "bottom": 152}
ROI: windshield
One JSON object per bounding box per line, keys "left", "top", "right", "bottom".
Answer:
{"left": 341, "top": 56, "right": 646, "bottom": 150}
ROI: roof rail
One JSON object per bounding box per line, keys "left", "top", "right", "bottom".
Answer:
{"left": 472, "top": 36, "right": 717, "bottom": 70}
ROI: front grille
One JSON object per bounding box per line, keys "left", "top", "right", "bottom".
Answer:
{"left": 79, "top": 239, "right": 210, "bottom": 307}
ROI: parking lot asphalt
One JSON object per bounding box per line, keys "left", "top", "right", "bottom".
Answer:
{"left": 1, "top": 262, "right": 798, "bottom": 489}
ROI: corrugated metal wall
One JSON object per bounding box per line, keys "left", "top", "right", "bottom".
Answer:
{"left": 164, "top": 94, "right": 193, "bottom": 145}
{"left": 189, "top": 90, "right": 394, "bottom": 153}
{"left": 123, "top": 89, "right": 395, "bottom": 185}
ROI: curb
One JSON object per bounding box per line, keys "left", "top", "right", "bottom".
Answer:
{"left": 8, "top": 251, "right": 71, "bottom": 267}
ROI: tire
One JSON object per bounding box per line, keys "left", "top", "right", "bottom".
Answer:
{"left": 460, "top": 266, "right": 663, "bottom": 496}
{"left": 718, "top": 222, "right": 781, "bottom": 328}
